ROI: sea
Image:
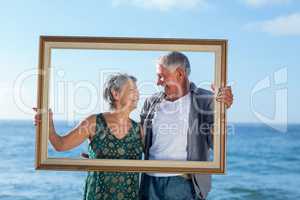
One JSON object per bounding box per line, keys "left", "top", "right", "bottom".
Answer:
{"left": 0, "top": 120, "right": 299, "bottom": 200}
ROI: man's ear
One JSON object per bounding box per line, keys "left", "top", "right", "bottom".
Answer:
{"left": 175, "top": 67, "right": 185, "bottom": 81}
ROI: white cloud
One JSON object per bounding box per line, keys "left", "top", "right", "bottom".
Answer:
{"left": 243, "top": 0, "right": 291, "bottom": 7}
{"left": 112, "top": 0, "right": 208, "bottom": 11}
{"left": 245, "top": 13, "right": 300, "bottom": 36}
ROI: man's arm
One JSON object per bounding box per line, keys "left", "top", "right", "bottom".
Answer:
{"left": 206, "top": 97, "right": 214, "bottom": 150}
{"left": 139, "top": 98, "right": 150, "bottom": 150}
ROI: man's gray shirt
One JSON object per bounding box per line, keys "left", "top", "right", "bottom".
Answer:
{"left": 140, "top": 82, "right": 214, "bottom": 199}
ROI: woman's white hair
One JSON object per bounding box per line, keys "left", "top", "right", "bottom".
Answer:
{"left": 103, "top": 73, "right": 137, "bottom": 109}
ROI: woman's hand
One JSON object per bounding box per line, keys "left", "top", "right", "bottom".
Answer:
{"left": 81, "top": 152, "right": 89, "bottom": 159}
{"left": 33, "top": 107, "right": 64, "bottom": 151}
{"left": 33, "top": 107, "right": 95, "bottom": 152}
{"left": 33, "top": 107, "right": 53, "bottom": 126}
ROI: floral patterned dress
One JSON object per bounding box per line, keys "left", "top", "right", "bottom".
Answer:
{"left": 83, "top": 113, "right": 143, "bottom": 200}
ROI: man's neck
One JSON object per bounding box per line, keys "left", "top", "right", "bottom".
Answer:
{"left": 165, "top": 80, "right": 190, "bottom": 102}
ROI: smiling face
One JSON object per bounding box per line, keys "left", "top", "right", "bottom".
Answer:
{"left": 117, "top": 79, "right": 139, "bottom": 111}
{"left": 156, "top": 63, "right": 185, "bottom": 100}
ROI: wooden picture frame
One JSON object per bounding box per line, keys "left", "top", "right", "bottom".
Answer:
{"left": 35, "top": 36, "right": 227, "bottom": 174}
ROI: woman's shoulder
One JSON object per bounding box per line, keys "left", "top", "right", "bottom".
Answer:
{"left": 79, "top": 114, "right": 99, "bottom": 129}
{"left": 84, "top": 113, "right": 98, "bottom": 123}
{"left": 84, "top": 113, "right": 105, "bottom": 140}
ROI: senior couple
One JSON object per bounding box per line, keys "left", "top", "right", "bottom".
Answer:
{"left": 34, "top": 51, "right": 233, "bottom": 200}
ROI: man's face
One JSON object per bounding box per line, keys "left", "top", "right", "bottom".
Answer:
{"left": 156, "top": 64, "right": 181, "bottom": 97}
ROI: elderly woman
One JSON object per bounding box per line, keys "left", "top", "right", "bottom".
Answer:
{"left": 33, "top": 73, "right": 144, "bottom": 200}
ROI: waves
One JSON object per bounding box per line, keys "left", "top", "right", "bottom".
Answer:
{"left": 0, "top": 120, "right": 299, "bottom": 199}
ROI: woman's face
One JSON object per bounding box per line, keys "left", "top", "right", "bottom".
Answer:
{"left": 118, "top": 79, "right": 139, "bottom": 111}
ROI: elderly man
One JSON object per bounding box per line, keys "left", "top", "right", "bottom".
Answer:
{"left": 139, "top": 51, "right": 233, "bottom": 200}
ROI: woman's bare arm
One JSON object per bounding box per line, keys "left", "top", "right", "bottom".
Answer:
{"left": 33, "top": 108, "right": 96, "bottom": 152}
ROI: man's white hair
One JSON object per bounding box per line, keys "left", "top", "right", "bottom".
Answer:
{"left": 158, "top": 51, "right": 191, "bottom": 76}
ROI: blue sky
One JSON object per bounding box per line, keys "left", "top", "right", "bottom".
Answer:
{"left": 0, "top": 0, "right": 299, "bottom": 124}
